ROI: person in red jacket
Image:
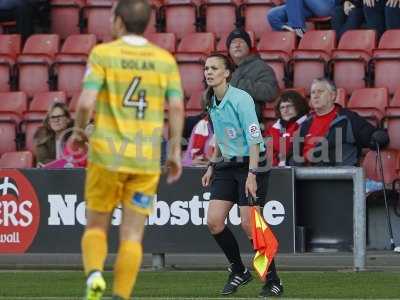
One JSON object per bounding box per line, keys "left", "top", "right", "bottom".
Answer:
{"left": 266, "top": 90, "right": 309, "bottom": 166}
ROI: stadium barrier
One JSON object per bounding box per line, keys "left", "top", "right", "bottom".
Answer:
{"left": 0, "top": 167, "right": 366, "bottom": 270}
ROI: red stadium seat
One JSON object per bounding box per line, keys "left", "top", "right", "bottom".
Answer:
{"left": 330, "top": 30, "right": 376, "bottom": 94}
{"left": 53, "top": 34, "right": 97, "bottom": 97}
{"left": 16, "top": 34, "right": 60, "bottom": 98}
{"left": 83, "top": 0, "right": 113, "bottom": 42}
{"left": 0, "top": 34, "right": 21, "bottom": 92}
{"left": 335, "top": 87, "right": 347, "bottom": 107}
{"left": 362, "top": 149, "right": 400, "bottom": 184}
{"left": 0, "top": 91, "right": 28, "bottom": 124}
{"left": 0, "top": 91, "right": 27, "bottom": 152}
{"left": 290, "top": 30, "right": 336, "bottom": 95}
{"left": 178, "top": 61, "right": 204, "bottom": 101}
{"left": 176, "top": 32, "right": 215, "bottom": 61}
{"left": 146, "top": 33, "right": 177, "bottom": 53}
{"left": 369, "top": 30, "right": 400, "bottom": 95}
{"left": 201, "top": 0, "right": 239, "bottom": 39}
{"left": 0, "top": 151, "right": 33, "bottom": 168}
{"left": 60, "top": 33, "right": 97, "bottom": 55}
{"left": 50, "top": 0, "right": 85, "bottom": 40}
{"left": 144, "top": 1, "right": 163, "bottom": 35}
{"left": 384, "top": 87, "right": 400, "bottom": 149}
{"left": 161, "top": 0, "right": 198, "bottom": 40}
{"left": 185, "top": 90, "right": 203, "bottom": 116}
{"left": 257, "top": 31, "right": 297, "bottom": 89}
{"left": 240, "top": 0, "right": 274, "bottom": 41}
{"left": 0, "top": 123, "right": 17, "bottom": 155}
{"left": 347, "top": 87, "right": 388, "bottom": 127}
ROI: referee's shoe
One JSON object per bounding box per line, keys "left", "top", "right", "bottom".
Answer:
{"left": 221, "top": 268, "right": 253, "bottom": 295}
{"left": 258, "top": 279, "right": 284, "bottom": 297}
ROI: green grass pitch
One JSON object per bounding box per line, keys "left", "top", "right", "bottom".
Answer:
{"left": 0, "top": 270, "right": 399, "bottom": 299}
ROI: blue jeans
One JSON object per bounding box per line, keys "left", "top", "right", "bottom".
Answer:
{"left": 267, "top": 0, "right": 336, "bottom": 30}
{"left": 331, "top": 5, "right": 364, "bottom": 40}
{"left": 363, "top": 1, "right": 400, "bottom": 37}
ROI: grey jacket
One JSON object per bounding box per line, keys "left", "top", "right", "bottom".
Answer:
{"left": 230, "top": 54, "right": 279, "bottom": 121}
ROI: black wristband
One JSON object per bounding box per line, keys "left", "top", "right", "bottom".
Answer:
{"left": 208, "top": 161, "right": 216, "bottom": 168}
{"left": 248, "top": 168, "right": 257, "bottom": 175}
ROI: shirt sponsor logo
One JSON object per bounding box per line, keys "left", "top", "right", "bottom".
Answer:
{"left": 132, "top": 192, "right": 153, "bottom": 209}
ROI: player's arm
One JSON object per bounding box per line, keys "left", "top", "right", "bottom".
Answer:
{"left": 166, "top": 95, "right": 184, "bottom": 183}
{"left": 75, "top": 89, "right": 98, "bottom": 131}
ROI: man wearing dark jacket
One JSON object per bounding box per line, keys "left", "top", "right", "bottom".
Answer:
{"left": 288, "top": 77, "right": 389, "bottom": 166}
{"left": 227, "top": 28, "right": 279, "bottom": 126}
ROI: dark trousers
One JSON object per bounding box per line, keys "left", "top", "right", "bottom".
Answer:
{"left": 331, "top": 5, "right": 364, "bottom": 40}
{"left": 363, "top": 1, "right": 400, "bottom": 38}
{"left": 0, "top": 2, "right": 33, "bottom": 40}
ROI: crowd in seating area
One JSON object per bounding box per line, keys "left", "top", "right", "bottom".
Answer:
{"left": 0, "top": 0, "right": 399, "bottom": 191}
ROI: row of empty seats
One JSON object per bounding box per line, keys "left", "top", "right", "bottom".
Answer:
{"left": 2, "top": 29, "right": 398, "bottom": 103}
{"left": 49, "top": 0, "right": 290, "bottom": 42}
{"left": 2, "top": 86, "right": 400, "bottom": 156}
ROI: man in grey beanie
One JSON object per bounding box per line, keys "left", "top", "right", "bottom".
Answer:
{"left": 227, "top": 28, "right": 279, "bottom": 129}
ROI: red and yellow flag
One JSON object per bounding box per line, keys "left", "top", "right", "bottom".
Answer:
{"left": 251, "top": 206, "right": 279, "bottom": 281}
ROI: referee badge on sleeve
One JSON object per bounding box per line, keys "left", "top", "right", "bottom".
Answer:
{"left": 248, "top": 123, "right": 261, "bottom": 138}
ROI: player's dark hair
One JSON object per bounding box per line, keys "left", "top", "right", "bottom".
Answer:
{"left": 115, "top": 0, "right": 151, "bottom": 35}
{"left": 203, "top": 53, "right": 234, "bottom": 112}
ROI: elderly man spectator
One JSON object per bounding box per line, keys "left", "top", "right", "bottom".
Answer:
{"left": 227, "top": 28, "right": 279, "bottom": 127}
{"left": 288, "top": 77, "right": 389, "bottom": 166}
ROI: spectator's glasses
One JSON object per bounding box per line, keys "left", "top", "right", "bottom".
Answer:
{"left": 49, "top": 114, "right": 66, "bottom": 122}
{"left": 279, "top": 104, "right": 294, "bottom": 111}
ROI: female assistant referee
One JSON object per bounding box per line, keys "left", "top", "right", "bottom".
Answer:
{"left": 201, "top": 53, "right": 283, "bottom": 297}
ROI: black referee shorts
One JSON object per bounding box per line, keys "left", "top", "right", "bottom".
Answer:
{"left": 209, "top": 161, "right": 269, "bottom": 206}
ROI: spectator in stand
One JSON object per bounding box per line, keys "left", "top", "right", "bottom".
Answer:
{"left": 184, "top": 28, "right": 279, "bottom": 142}
{"left": 266, "top": 90, "right": 309, "bottom": 166}
{"left": 0, "top": 0, "right": 34, "bottom": 40}
{"left": 267, "top": 0, "right": 336, "bottom": 37}
{"left": 287, "top": 77, "right": 389, "bottom": 166}
{"left": 182, "top": 115, "right": 215, "bottom": 167}
{"left": 363, "top": 0, "right": 400, "bottom": 38}
{"left": 227, "top": 28, "right": 279, "bottom": 128}
{"left": 33, "top": 102, "right": 73, "bottom": 166}
{"left": 331, "top": 0, "right": 364, "bottom": 39}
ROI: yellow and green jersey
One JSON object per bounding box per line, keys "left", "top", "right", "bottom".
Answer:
{"left": 83, "top": 36, "right": 183, "bottom": 174}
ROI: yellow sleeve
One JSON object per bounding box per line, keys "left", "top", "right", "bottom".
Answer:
{"left": 82, "top": 47, "right": 105, "bottom": 91}
{"left": 165, "top": 57, "right": 183, "bottom": 102}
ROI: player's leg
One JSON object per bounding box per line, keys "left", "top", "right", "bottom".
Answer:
{"left": 82, "top": 163, "right": 120, "bottom": 300}
{"left": 112, "top": 204, "right": 146, "bottom": 300}
{"left": 208, "top": 166, "right": 252, "bottom": 295}
{"left": 82, "top": 210, "right": 111, "bottom": 300}
{"left": 112, "top": 173, "right": 159, "bottom": 300}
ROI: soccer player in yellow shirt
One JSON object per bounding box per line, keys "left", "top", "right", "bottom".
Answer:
{"left": 69, "top": 0, "right": 184, "bottom": 299}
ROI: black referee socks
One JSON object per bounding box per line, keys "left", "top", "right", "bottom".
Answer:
{"left": 213, "top": 226, "right": 245, "bottom": 274}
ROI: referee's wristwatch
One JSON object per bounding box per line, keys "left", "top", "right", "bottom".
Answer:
{"left": 248, "top": 168, "right": 257, "bottom": 175}
{"left": 207, "top": 161, "right": 217, "bottom": 169}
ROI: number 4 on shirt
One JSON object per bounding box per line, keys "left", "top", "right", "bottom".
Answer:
{"left": 123, "top": 76, "right": 147, "bottom": 119}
